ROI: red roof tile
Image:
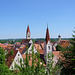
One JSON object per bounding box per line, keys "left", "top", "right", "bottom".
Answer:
{"left": 34, "top": 44, "right": 42, "bottom": 50}
{"left": 59, "top": 40, "right": 70, "bottom": 48}
{"left": 53, "top": 51, "right": 61, "bottom": 60}
{"left": 61, "top": 42, "right": 70, "bottom": 48}
{"left": 37, "top": 49, "right": 44, "bottom": 54}
{"left": 21, "top": 39, "right": 30, "bottom": 44}
{"left": 22, "top": 54, "right": 46, "bottom": 66}
{"left": 19, "top": 45, "right": 27, "bottom": 53}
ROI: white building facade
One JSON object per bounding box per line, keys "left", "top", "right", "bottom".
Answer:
{"left": 44, "top": 27, "right": 52, "bottom": 64}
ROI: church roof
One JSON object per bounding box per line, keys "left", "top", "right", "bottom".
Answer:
{"left": 21, "top": 43, "right": 31, "bottom": 54}
{"left": 21, "top": 39, "right": 30, "bottom": 44}
{"left": 27, "top": 25, "right": 30, "bottom": 33}
{"left": 59, "top": 40, "right": 70, "bottom": 48}
{"left": 45, "top": 27, "right": 50, "bottom": 44}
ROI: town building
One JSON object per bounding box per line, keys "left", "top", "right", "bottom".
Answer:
{"left": 0, "top": 25, "right": 71, "bottom": 70}
{"left": 5, "top": 49, "right": 23, "bottom": 70}
{"left": 44, "top": 27, "right": 52, "bottom": 64}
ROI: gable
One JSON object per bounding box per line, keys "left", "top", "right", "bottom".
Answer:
{"left": 22, "top": 44, "right": 37, "bottom": 54}
{"left": 5, "top": 49, "right": 18, "bottom": 67}
{"left": 29, "top": 40, "right": 33, "bottom": 44}
{"left": 21, "top": 43, "right": 31, "bottom": 54}
{"left": 9, "top": 51, "right": 23, "bottom": 70}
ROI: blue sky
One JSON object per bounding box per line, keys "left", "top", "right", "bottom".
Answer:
{"left": 0, "top": 0, "right": 75, "bottom": 39}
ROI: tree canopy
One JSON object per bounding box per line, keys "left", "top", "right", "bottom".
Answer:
{"left": 60, "top": 28, "right": 75, "bottom": 75}
{"left": 56, "top": 44, "right": 65, "bottom": 51}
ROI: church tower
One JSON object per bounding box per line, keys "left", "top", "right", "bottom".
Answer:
{"left": 44, "top": 26, "right": 52, "bottom": 64}
{"left": 58, "top": 35, "right": 61, "bottom": 43}
{"left": 26, "top": 25, "right": 31, "bottom": 39}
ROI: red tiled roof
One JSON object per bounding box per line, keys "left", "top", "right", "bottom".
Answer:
{"left": 27, "top": 25, "right": 30, "bottom": 33}
{"left": 59, "top": 40, "right": 70, "bottom": 48}
{"left": 39, "top": 42, "right": 44, "bottom": 50}
{"left": 16, "top": 42, "right": 21, "bottom": 45}
{"left": 34, "top": 41, "right": 44, "bottom": 50}
{"left": 53, "top": 51, "right": 60, "bottom": 55}
{"left": 37, "top": 49, "right": 44, "bottom": 54}
{"left": 35, "top": 41, "right": 44, "bottom": 44}
{"left": 21, "top": 39, "right": 30, "bottom": 44}
{"left": 22, "top": 54, "right": 32, "bottom": 59}
{"left": 19, "top": 45, "right": 27, "bottom": 53}
{"left": 0, "top": 45, "right": 7, "bottom": 49}
{"left": 59, "top": 40, "right": 69, "bottom": 45}
{"left": 5, "top": 49, "right": 18, "bottom": 67}
{"left": 0, "top": 43, "right": 15, "bottom": 50}
{"left": 53, "top": 51, "right": 61, "bottom": 60}
{"left": 22, "top": 54, "right": 38, "bottom": 66}
{"left": 22, "top": 54, "right": 46, "bottom": 66}
{"left": 45, "top": 27, "right": 50, "bottom": 44}
{"left": 34, "top": 44, "right": 42, "bottom": 50}
{"left": 61, "top": 42, "right": 70, "bottom": 48}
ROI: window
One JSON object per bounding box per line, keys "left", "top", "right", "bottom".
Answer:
{"left": 18, "top": 54, "right": 20, "bottom": 56}
{"left": 20, "top": 46, "right": 23, "bottom": 48}
{"left": 11, "top": 66, "right": 13, "bottom": 69}
{"left": 48, "top": 46, "right": 50, "bottom": 50}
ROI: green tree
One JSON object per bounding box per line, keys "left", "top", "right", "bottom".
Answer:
{"left": 15, "top": 45, "right": 45, "bottom": 75}
{"left": 15, "top": 43, "right": 59, "bottom": 75}
{"left": 6, "top": 49, "right": 14, "bottom": 57}
{"left": 56, "top": 44, "right": 65, "bottom": 51}
{"left": 60, "top": 28, "right": 75, "bottom": 75}
{"left": 0, "top": 47, "right": 11, "bottom": 75}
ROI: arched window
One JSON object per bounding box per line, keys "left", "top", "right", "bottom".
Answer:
{"left": 48, "top": 46, "right": 50, "bottom": 50}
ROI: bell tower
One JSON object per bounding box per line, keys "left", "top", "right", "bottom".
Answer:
{"left": 26, "top": 25, "right": 31, "bottom": 39}
{"left": 58, "top": 35, "right": 61, "bottom": 43}
{"left": 44, "top": 26, "right": 52, "bottom": 64}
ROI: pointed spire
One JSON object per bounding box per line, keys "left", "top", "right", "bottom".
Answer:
{"left": 45, "top": 26, "right": 50, "bottom": 44}
{"left": 47, "top": 23, "right": 48, "bottom": 28}
{"left": 27, "top": 25, "right": 30, "bottom": 33}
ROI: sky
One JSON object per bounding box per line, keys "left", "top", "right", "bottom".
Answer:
{"left": 0, "top": 0, "right": 75, "bottom": 39}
